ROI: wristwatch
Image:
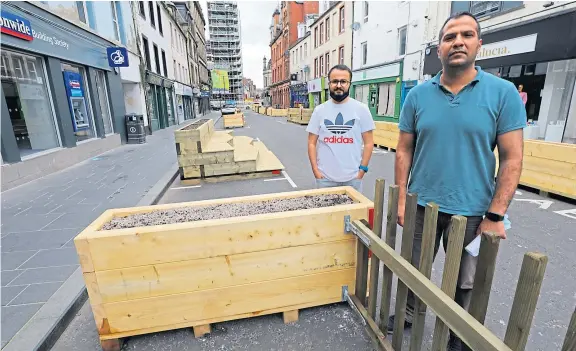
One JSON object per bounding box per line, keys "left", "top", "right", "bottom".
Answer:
{"left": 485, "top": 211, "right": 504, "bottom": 222}
{"left": 359, "top": 165, "right": 369, "bottom": 173}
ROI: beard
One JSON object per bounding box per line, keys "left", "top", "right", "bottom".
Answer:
{"left": 442, "top": 50, "right": 476, "bottom": 69}
{"left": 329, "top": 89, "right": 349, "bottom": 102}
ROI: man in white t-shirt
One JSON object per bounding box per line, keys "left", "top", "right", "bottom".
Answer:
{"left": 306, "top": 65, "right": 375, "bottom": 192}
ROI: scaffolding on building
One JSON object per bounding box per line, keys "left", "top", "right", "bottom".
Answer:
{"left": 207, "top": 1, "right": 244, "bottom": 104}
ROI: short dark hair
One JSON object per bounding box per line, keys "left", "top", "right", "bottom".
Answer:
{"left": 327, "top": 64, "right": 353, "bottom": 81}
{"left": 438, "top": 11, "right": 481, "bottom": 41}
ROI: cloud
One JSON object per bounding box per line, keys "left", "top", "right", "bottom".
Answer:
{"left": 199, "top": 1, "right": 278, "bottom": 89}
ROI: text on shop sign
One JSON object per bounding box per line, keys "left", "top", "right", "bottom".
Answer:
{"left": 476, "top": 34, "right": 538, "bottom": 61}
{"left": 1, "top": 11, "right": 33, "bottom": 41}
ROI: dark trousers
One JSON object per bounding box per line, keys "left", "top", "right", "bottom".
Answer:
{"left": 405, "top": 205, "right": 483, "bottom": 330}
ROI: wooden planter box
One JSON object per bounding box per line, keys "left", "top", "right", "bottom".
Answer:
{"left": 223, "top": 113, "right": 245, "bottom": 129}
{"left": 74, "top": 187, "right": 373, "bottom": 349}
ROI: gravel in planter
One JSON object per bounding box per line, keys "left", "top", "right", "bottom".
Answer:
{"left": 101, "top": 194, "right": 354, "bottom": 230}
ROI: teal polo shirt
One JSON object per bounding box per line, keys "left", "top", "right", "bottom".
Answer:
{"left": 399, "top": 67, "right": 526, "bottom": 216}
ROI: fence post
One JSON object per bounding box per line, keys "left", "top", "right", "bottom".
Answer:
{"left": 379, "top": 185, "right": 399, "bottom": 332}
{"left": 469, "top": 232, "right": 501, "bottom": 324}
{"left": 562, "top": 306, "right": 576, "bottom": 351}
{"left": 368, "top": 179, "right": 386, "bottom": 318}
{"left": 392, "top": 193, "right": 418, "bottom": 350}
{"left": 409, "top": 203, "right": 439, "bottom": 351}
{"left": 355, "top": 218, "right": 371, "bottom": 305}
{"left": 430, "top": 216, "right": 468, "bottom": 351}
{"left": 504, "top": 252, "right": 548, "bottom": 350}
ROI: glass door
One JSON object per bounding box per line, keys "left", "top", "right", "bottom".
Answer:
{"left": 95, "top": 70, "right": 114, "bottom": 135}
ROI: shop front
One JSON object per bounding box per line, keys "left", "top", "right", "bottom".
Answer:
{"left": 290, "top": 81, "right": 309, "bottom": 108}
{"left": 351, "top": 61, "right": 402, "bottom": 122}
{"left": 173, "top": 82, "right": 194, "bottom": 124}
{"left": 1, "top": 2, "right": 126, "bottom": 189}
{"left": 423, "top": 11, "right": 576, "bottom": 144}
{"left": 307, "top": 77, "right": 325, "bottom": 109}
{"left": 145, "top": 72, "right": 176, "bottom": 132}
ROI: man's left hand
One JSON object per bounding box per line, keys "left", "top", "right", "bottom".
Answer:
{"left": 356, "top": 170, "right": 365, "bottom": 179}
{"left": 477, "top": 218, "right": 507, "bottom": 239}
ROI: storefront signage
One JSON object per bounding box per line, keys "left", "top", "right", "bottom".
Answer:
{"left": 352, "top": 62, "right": 401, "bottom": 83}
{"left": 307, "top": 77, "right": 323, "bottom": 93}
{"left": 106, "top": 47, "right": 129, "bottom": 67}
{"left": 1, "top": 11, "right": 33, "bottom": 41}
{"left": 184, "top": 86, "right": 194, "bottom": 96}
{"left": 477, "top": 34, "right": 538, "bottom": 61}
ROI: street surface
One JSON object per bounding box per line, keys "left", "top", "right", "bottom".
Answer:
{"left": 49, "top": 110, "right": 575, "bottom": 350}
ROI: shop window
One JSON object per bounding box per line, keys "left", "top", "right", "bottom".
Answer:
{"left": 377, "top": 82, "right": 396, "bottom": 116}
{"left": 61, "top": 63, "right": 96, "bottom": 142}
{"left": 95, "top": 71, "right": 114, "bottom": 135}
{"left": 1, "top": 50, "right": 60, "bottom": 158}
{"left": 355, "top": 85, "right": 369, "bottom": 106}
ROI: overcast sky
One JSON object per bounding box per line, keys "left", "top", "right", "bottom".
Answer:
{"left": 199, "top": 1, "right": 279, "bottom": 89}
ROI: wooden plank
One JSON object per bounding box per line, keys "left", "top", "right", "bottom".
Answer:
{"left": 410, "top": 203, "right": 439, "bottom": 351}
{"left": 368, "top": 179, "right": 385, "bottom": 318}
{"left": 348, "top": 294, "right": 395, "bottom": 351}
{"left": 524, "top": 140, "right": 576, "bottom": 164}
{"left": 392, "top": 193, "right": 418, "bottom": 350}
{"left": 87, "top": 205, "right": 370, "bottom": 270}
{"left": 100, "top": 339, "right": 122, "bottom": 351}
{"left": 379, "top": 185, "right": 399, "bottom": 332}
{"left": 102, "top": 268, "right": 355, "bottom": 333}
{"left": 351, "top": 220, "right": 512, "bottom": 351}
{"left": 504, "top": 252, "right": 548, "bottom": 350}
{"left": 562, "top": 306, "right": 576, "bottom": 351}
{"left": 519, "top": 169, "right": 576, "bottom": 199}
{"left": 469, "top": 232, "right": 501, "bottom": 324}
{"left": 431, "top": 216, "right": 467, "bottom": 351}
{"left": 193, "top": 324, "right": 211, "bottom": 338}
{"left": 522, "top": 155, "right": 576, "bottom": 180}
{"left": 283, "top": 310, "right": 299, "bottom": 324}
{"left": 355, "top": 220, "right": 370, "bottom": 306}
{"left": 96, "top": 239, "right": 355, "bottom": 303}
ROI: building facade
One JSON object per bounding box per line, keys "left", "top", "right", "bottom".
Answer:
{"left": 309, "top": 1, "right": 352, "bottom": 108}
{"left": 190, "top": 1, "right": 210, "bottom": 114}
{"left": 1, "top": 1, "right": 128, "bottom": 189}
{"left": 423, "top": 1, "right": 576, "bottom": 144}
{"left": 289, "top": 32, "right": 312, "bottom": 107}
{"left": 269, "top": 1, "right": 319, "bottom": 108}
{"left": 207, "top": 1, "right": 244, "bottom": 103}
{"left": 262, "top": 56, "right": 272, "bottom": 106}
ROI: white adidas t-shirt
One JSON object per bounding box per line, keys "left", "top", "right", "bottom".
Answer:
{"left": 306, "top": 98, "right": 375, "bottom": 182}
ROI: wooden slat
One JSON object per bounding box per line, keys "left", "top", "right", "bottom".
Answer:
{"left": 410, "top": 203, "right": 439, "bottom": 351}
{"left": 96, "top": 239, "right": 355, "bottom": 303}
{"left": 379, "top": 185, "right": 399, "bottom": 332}
{"left": 504, "top": 252, "right": 548, "bottom": 350}
{"left": 519, "top": 169, "right": 576, "bottom": 199}
{"left": 283, "top": 310, "right": 299, "bottom": 324}
{"left": 355, "top": 220, "right": 370, "bottom": 306}
{"left": 522, "top": 155, "right": 576, "bottom": 180}
{"left": 392, "top": 193, "right": 418, "bottom": 350}
{"left": 351, "top": 220, "right": 511, "bottom": 351}
{"left": 524, "top": 140, "right": 576, "bottom": 164}
{"left": 368, "top": 179, "right": 386, "bottom": 318}
{"left": 193, "top": 324, "right": 211, "bottom": 338}
{"left": 431, "top": 216, "right": 467, "bottom": 351}
{"left": 562, "top": 306, "right": 576, "bottom": 351}
{"left": 469, "top": 232, "right": 501, "bottom": 324}
{"left": 348, "top": 294, "right": 394, "bottom": 351}
{"left": 102, "top": 268, "right": 355, "bottom": 333}
{"left": 87, "top": 205, "right": 370, "bottom": 270}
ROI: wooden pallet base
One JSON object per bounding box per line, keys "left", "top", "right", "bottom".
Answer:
{"left": 374, "top": 144, "right": 396, "bottom": 152}
{"left": 225, "top": 125, "right": 244, "bottom": 129}
{"left": 101, "top": 338, "right": 122, "bottom": 351}
{"left": 179, "top": 170, "right": 283, "bottom": 185}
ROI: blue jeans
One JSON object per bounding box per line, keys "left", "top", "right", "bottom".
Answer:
{"left": 315, "top": 177, "right": 363, "bottom": 192}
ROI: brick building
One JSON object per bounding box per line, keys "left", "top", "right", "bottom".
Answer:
{"left": 269, "top": 1, "right": 319, "bottom": 108}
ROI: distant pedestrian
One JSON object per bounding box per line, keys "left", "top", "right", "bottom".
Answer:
{"left": 306, "top": 64, "right": 375, "bottom": 193}
{"left": 392, "top": 12, "right": 526, "bottom": 351}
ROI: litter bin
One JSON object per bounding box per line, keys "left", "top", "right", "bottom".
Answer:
{"left": 125, "top": 114, "right": 146, "bottom": 144}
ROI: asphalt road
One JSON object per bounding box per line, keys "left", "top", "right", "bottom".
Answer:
{"left": 52, "top": 110, "right": 576, "bottom": 350}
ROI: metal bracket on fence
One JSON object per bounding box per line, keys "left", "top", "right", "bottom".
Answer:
{"left": 343, "top": 286, "right": 367, "bottom": 327}
{"left": 344, "top": 216, "right": 371, "bottom": 246}
{"left": 344, "top": 215, "right": 351, "bottom": 233}
{"left": 341, "top": 285, "right": 349, "bottom": 302}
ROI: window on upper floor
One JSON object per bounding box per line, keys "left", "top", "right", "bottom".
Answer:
{"left": 339, "top": 46, "right": 344, "bottom": 65}
{"left": 320, "top": 23, "right": 324, "bottom": 45}
{"left": 76, "top": 2, "right": 87, "bottom": 24}
{"left": 153, "top": 44, "right": 161, "bottom": 74}
{"left": 304, "top": 43, "right": 307, "bottom": 58}
{"left": 149, "top": 1, "right": 156, "bottom": 28}
{"left": 398, "top": 26, "right": 407, "bottom": 56}
{"left": 314, "top": 27, "right": 318, "bottom": 48}
{"left": 138, "top": 1, "right": 145, "bottom": 18}
{"left": 326, "top": 18, "right": 330, "bottom": 41}
{"left": 157, "top": 4, "right": 163, "bottom": 35}
{"left": 339, "top": 6, "right": 345, "bottom": 33}
{"left": 161, "top": 50, "right": 168, "bottom": 77}
{"left": 142, "top": 36, "right": 151, "bottom": 70}
{"left": 110, "top": 2, "right": 120, "bottom": 41}
{"left": 325, "top": 52, "right": 330, "bottom": 71}
{"left": 451, "top": 1, "right": 523, "bottom": 18}
{"left": 314, "top": 58, "right": 318, "bottom": 78}
{"left": 320, "top": 55, "right": 324, "bottom": 76}
{"left": 361, "top": 42, "right": 367, "bottom": 66}
{"left": 363, "top": 1, "right": 369, "bottom": 23}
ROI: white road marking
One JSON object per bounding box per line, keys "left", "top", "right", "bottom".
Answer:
{"left": 171, "top": 185, "right": 202, "bottom": 190}
{"left": 373, "top": 149, "right": 388, "bottom": 154}
{"left": 554, "top": 208, "right": 576, "bottom": 220}
{"left": 276, "top": 121, "right": 287, "bottom": 124}
{"left": 515, "top": 190, "right": 523, "bottom": 195}
{"left": 282, "top": 171, "right": 297, "bottom": 188}
{"left": 513, "top": 198, "right": 553, "bottom": 209}
{"left": 264, "top": 177, "right": 287, "bottom": 182}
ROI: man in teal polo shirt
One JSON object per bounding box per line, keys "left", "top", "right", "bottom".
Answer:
{"left": 391, "top": 12, "right": 526, "bottom": 351}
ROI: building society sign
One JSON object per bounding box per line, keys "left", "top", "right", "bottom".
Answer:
{"left": 477, "top": 34, "right": 538, "bottom": 61}
{"left": 106, "top": 47, "right": 129, "bottom": 67}
{"left": 1, "top": 11, "right": 33, "bottom": 41}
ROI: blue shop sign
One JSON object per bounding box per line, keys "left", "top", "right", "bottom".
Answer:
{"left": 1, "top": 11, "right": 33, "bottom": 41}
{"left": 107, "top": 47, "right": 129, "bottom": 67}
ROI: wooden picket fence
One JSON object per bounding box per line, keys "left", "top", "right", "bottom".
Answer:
{"left": 345, "top": 178, "right": 576, "bottom": 351}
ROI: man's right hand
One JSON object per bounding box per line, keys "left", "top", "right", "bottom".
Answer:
{"left": 397, "top": 200, "right": 405, "bottom": 227}
{"left": 314, "top": 170, "right": 324, "bottom": 179}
